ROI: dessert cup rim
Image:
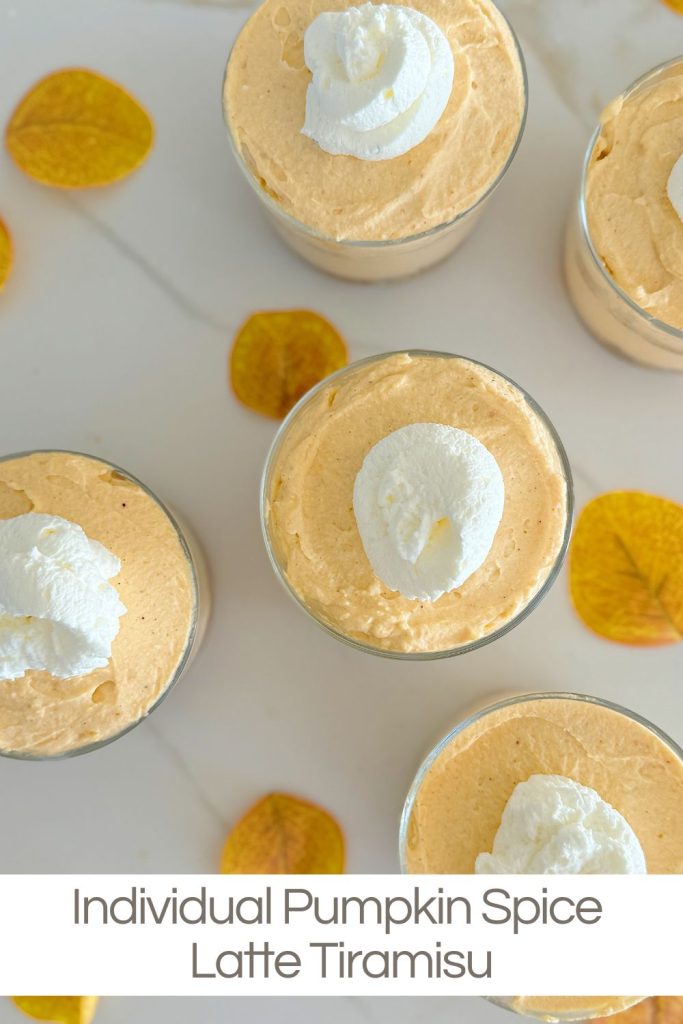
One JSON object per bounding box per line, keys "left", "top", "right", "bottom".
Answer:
{"left": 486, "top": 995, "right": 646, "bottom": 1023}
{"left": 222, "top": 1, "right": 528, "bottom": 248}
{"left": 260, "top": 350, "right": 574, "bottom": 660}
{"left": 0, "top": 448, "right": 202, "bottom": 762}
{"left": 398, "top": 689, "right": 683, "bottom": 874}
{"left": 576, "top": 55, "right": 683, "bottom": 353}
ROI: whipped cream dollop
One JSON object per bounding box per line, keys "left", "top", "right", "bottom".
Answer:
{"left": 0, "top": 513, "right": 126, "bottom": 681}
{"left": 667, "top": 153, "right": 683, "bottom": 224}
{"left": 475, "top": 775, "right": 647, "bottom": 875}
{"left": 353, "top": 423, "right": 504, "bottom": 601}
{"left": 302, "top": 2, "right": 454, "bottom": 161}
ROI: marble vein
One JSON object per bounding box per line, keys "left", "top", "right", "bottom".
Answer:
{"left": 62, "top": 195, "right": 232, "bottom": 338}
{"left": 340, "top": 997, "right": 376, "bottom": 1022}
{"left": 147, "top": 719, "right": 228, "bottom": 829}
{"left": 570, "top": 462, "right": 603, "bottom": 497}
{"left": 500, "top": 0, "right": 679, "bottom": 126}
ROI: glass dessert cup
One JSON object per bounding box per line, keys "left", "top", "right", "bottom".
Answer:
{"left": 0, "top": 450, "right": 211, "bottom": 761}
{"left": 222, "top": 7, "right": 528, "bottom": 284}
{"left": 261, "top": 351, "right": 573, "bottom": 660}
{"left": 564, "top": 58, "right": 683, "bottom": 371}
{"left": 399, "top": 691, "right": 683, "bottom": 1021}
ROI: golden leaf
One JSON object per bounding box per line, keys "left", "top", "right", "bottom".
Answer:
{"left": 0, "top": 218, "right": 12, "bottom": 291}
{"left": 221, "top": 793, "right": 345, "bottom": 873}
{"left": 660, "top": 0, "right": 683, "bottom": 12}
{"left": 230, "top": 309, "right": 348, "bottom": 419}
{"left": 11, "top": 997, "right": 99, "bottom": 1024}
{"left": 595, "top": 998, "right": 683, "bottom": 1024}
{"left": 6, "top": 69, "right": 153, "bottom": 188}
{"left": 569, "top": 491, "right": 683, "bottom": 645}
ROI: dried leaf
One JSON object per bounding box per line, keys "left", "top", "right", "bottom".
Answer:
{"left": 0, "top": 218, "right": 12, "bottom": 291}
{"left": 6, "top": 69, "right": 153, "bottom": 188}
{"left": 569, "top": 491, "right": 683, "bottom": 645}
{"left": 11, "top": 997, "right": 99, "bottom": 1024}
{"left": 595, "top": 998, "right": 683, "bottom": 1024}
{"left": 230, "top": 309, "right": 348, "bottom": 418}
{"left": 221, "top": 793, "right": 345, "bottom": 873}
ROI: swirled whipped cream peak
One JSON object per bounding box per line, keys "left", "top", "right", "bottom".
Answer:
{"left": 667, "top": 153, "right": 683, "bottom": 224}
{"left": 475, "top": 775, "right": 648, "bottom": 875}
{"left": 352, "top": 423, "right": 504, "bottom": 601}
{"left": 302, "top": 2, "right": 454, "bottom": 161}
{"left": 0, "top": 513, "right": 126, "bottom": 681}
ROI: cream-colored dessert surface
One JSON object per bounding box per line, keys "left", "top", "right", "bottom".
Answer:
{"left": 405, "top": 696, "right": 683, "bottom": 1019}
{"left": 405, "top": 698, "right": 683, "bottom": 873}
{"left": 0, "top": 453, "right": 195, "bottom": 756}
{"left": 585, "top": 63, "right": 683, "bottom": 331}
{"left": 267, "top": 354, "right": 567, "bottom": 653}
{"left": 226, "top": 0, "right": 525, "bottom": 241}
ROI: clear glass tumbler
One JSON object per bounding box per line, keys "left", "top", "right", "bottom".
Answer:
{"left": 222, "top": 5, "right": 528, "bottom": 283}
{"left": 261, "top": 351, "right": 573, "bottom": 660}
{"left": 564, "top": 58, "right": 683, "bottom": 371}
{"left": 400, "top": 691, "right": 683, "bottom": 1021}
{"left": 0, "top": 450, "right": 210, "bottom": 760}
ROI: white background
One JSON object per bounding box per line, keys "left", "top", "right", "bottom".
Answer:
{"left": 1, "top": 876, "right": 681, "bottom": 996}
{"left": 0, "top": 0, "right": 682, "bottom": 1021}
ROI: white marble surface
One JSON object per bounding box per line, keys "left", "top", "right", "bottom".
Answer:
{"left": 0, "top": 0, "right": 682, "bottom": 1021}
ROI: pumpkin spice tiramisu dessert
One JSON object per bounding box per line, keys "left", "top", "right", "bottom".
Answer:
{"left": 402, "top": 692, "right": 683, "bottom": 1020}
{"left": 565, "top": 58, "right": 683, "bottom": 369}
{"left": 262, "top": 352, "right": 571, "bottom": 656}
{"left": 0, "top": 451, "right": 207, "bottom": 758}
{"left": 224, "top": 0, "right": 527, "bottom": 279}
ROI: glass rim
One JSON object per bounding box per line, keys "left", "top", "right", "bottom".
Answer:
{"left": 260, "top": 350, "right": 575, "bottom": 661}
{"left": 576, "top": 55, "right": 683, "bottom": 352}
{"left": 222, "top": 1, "right": 529, "bottom": 249}
{"left": 486, "top": 995, "right": 645, "bottom": 1023}
{"left": 398, "top": 689, "right": 683, "bottom": 873}
{"left": 0, "top": 448, "right": 201, "bottom": 761}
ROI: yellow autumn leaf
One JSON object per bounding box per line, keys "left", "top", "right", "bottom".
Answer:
{"left": 230, "top": 310, "right": 348, "bottom": 419}
{"left": 595, "top": 997, "right": 683, "bottom": 1024}
{"left": 6, "top": 68, "right": 153, "bottom": 188}
{"left": 661, "top": 0, "right": 683, "bottom": 13}
{"left": 221, "top": 793, "right": 345, "bottom": 873}
{"left": 569, "top": 491, "right": 683, "bottom": 645}
{"left": 11, "top": 997, "right": 99, "bottom": 1024}
{"left": 0, "top": 218, "right": 12, "bottom": 291}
